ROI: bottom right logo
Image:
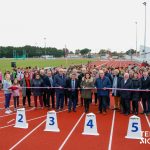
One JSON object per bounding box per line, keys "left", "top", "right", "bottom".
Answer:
{"left": 140, "top": 131, "right": 150, "bottom": 144}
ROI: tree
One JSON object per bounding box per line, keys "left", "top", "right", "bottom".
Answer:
{"left": 80, "top": 48, "right": 91, "bottom": 56}
{"left": 69, "top": 51, "right": 74, "bottom": 54}
{"left": 75, "top": 49, "right": 80, "bottom": 55}
{"left": 99, "top": 49, "right": 107, "bottom": 55}
{"left": 0, "top": 46, "right": 65, "bottom": 58}
{"left": 126, "top": 49, "right": 136, "bottom": 55}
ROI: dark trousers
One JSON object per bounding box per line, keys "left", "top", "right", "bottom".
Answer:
{"left": 23, "top": 89, "right": 31, "bottom": 107}
{"left": 94, "top": 93, "right": 97, "bottom": 104}
{"left": 13, "top": 96, "right": 19, "bottom": 108}
{"left": 81, "top": 98, "right": 84, "bottom": 106}
{"left": 84, "top": 98, "right": 91, "bottom": 112}
{"left": 142, "top": 97, "right": 150, "bottom": 113}
{"left": 5, "top": 93, "right": 11, "bottom": 109}
{"left": 132, "top": 101, "right": 139, "bottom": 113}
{"left": 47, "top": 90, "right": 55, "bottom": 108}
{"left": 64, "top": 90, "right": 68, "bottom": 106}
{"left": 76, "top": 90, "right": 79, "bottom": 105}
{"left": 107, "top": 92, "right": 110, "bottom": 107}
{"left": 98, "top": 96, "right": 107, "bottom": 112}
{"left": 68, "top": 93, "right": 77, "bottom": 111}
{"left": 34, "top": 96, "right": 43, "bottom": 107}
{"left": 43, "top": 90, "right": 47, "bottom": 107}
{"left": 56, "top": 92, "right": 64, "bottom": 110}
{"left": 121, "top": 98, "right": 130, "bottom": 114}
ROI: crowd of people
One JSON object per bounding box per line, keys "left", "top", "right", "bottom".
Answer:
{"left": 0, "top": 63, "right": 150, "bottom": 116}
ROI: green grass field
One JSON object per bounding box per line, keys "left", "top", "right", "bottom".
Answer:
{"left": 0, "top": 58, "right": 95, "bottom": 73}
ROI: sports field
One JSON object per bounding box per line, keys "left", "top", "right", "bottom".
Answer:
{"left": 0, "top": 58, "right": 94, "bottom": 73}
{"left": 0, "top": 60, "right": 150, "bottom": 150}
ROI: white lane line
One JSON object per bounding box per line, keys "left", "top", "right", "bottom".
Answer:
{"left": 9, "top": 109, "right": 69, "bottom": 150}
{"left": 108, "top": 110, "right": 116, "bottom": 150}
{"left": 7, "top": 119, "right": 15, "bottom": 124}
{"left": 58, "top": 113, "right": 85, "bottom": 150}
{"left": 140, "top": 102, "right": 150, "bottom": 128}
{"left": 9, "top": 120, "right": 46, "bottom": 150}
{"left": 0, "top": 115, "right": 46, "bottom": 129}
{"left": 0, "top": 107, "right": 34, "bottom": 118}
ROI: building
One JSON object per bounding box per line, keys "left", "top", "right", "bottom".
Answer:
{"left": 140, "top": 45, "right": 150, "bottom": 61}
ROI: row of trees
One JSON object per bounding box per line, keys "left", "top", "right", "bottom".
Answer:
{"left": 0, "top": 46, "right": 92, "bottom": 58}
{"left": 0, "top": 46, "right": 137, "bottom": 58}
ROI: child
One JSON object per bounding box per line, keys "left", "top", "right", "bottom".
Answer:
{"left": 3, "top": 73, "right": 12, "bottom": 114}
{"left": 12, "top": 79, "right": 20, "bottom": 111}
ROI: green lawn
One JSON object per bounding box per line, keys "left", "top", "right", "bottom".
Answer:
{"left": 0, "top": 58, "right": 95, "bottom": 73}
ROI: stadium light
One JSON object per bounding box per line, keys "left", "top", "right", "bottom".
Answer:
{"left": 44, "top": 37, "right": 47, "bottom": 55}
{"left": 143, "top": 2, "right": 147, "bottom": 59}
{"left": 135, "top": 21, "right": 138, "bottom": 56}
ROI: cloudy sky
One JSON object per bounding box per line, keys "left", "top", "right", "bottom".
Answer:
{"left": 0, "top": 0, "right": 149, "bottom": 52}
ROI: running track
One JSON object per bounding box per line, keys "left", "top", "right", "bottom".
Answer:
{"left": 0, "top": 60, "right": 150, "bottom": 150}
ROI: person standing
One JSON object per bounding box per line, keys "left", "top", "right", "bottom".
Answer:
{"left": 31, "top": 73, "right": 44, "bottom": 109}
{"left": 3, "top": 73, "right": 12, "bottom": 114}
{"left": 120, "top": 73, "right": 133, "bottom": 116}
{"left": 140, "top": 70, "right": 150, "bottom": 115}
{"left": 91, "top": 69, "right": 99, "bottom": 105}
{"left": 132, "top": 72, "right": 141, "bottom": 115}
{"left": 40, "top": 69, "right": 49, "bottom": 107}
{"left": 112, "top": 69, "right": 123, "bottom": 111}
{"left": 12, "top": 79, "right": 20, "bottom": 111}
{"left": 66, "top": 73, "right": 79, "bottom": 112}
{"left": 47, "top": 70, "right": 55, "bottom": 109}
{"left": 54, "top": 68, "right": 67, "bottom": 111}
{"left": 80, "top": 73, "right": 94, "bottom": 113}
{"left": 103, "top": 68, "right": 113, "bottom": 108}
{"left": 20, "top": 72, "right": 32, "bottom": 107}
{"left": 78, "top": 68, "right": 87, "bottom": 106}
{"left": 95, "top": 70, "right": 111, "bottom": 115}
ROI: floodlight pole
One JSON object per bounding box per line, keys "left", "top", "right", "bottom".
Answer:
{"left": 135, "top": 21, "right": 138, "bottom": 56}
{"left": 143, "top": 2, "right": 147, "bottom": 59}
{"left": 44, "top": 37, "right": 47, "bottom": 56}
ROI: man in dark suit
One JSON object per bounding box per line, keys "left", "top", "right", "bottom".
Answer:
{"left": 120, "top": 73, "right": 133, "bottom": 116}
{"left": 78, "top": 68, "right": 86, "bottom": 106}
{"left": 103, "top": 68, "right": 113, "bottom": 108}
{"left": 140, "top": 70, "right": 150, "bottom": 115}
{"left": 66, "top": 73, "right": 79, "bottom": 112}
{"left": 47, "top": 70, "right": 55, "bottom": 109}
{"left": 40, "top": 69, "right": 50, "bottom": 107}
{"left": 54, "top": 68, "right": 67, "bottom": 111}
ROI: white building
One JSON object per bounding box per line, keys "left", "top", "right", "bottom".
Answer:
{"left": 140, "top": 45, "right": 150, "bottom": 61}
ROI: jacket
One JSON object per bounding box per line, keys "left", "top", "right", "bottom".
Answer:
{"left": 31, "top": 78, "right": 44, "bottom": 96}
{"left": 132, "top": 78, "right": 141, "bottom": 101}
{"left": 119, "top": 79, "right": 133, "bottom": 99}
{"left": 54, "top": 74, "right": 67, "bottom": 94}
{"left": 80, "top": 78, "right": 94, "bottom": 99}
{"left": 95, "top": 76, "right": 111, "bottom": 96}
{"left": 66, "top": 78, "right": 79, "bottom": 98}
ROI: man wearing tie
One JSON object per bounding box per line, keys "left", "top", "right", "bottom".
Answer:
{"left": 120, "top": 73, "right": 133, "bottom": 115}
{"left": 66, "top": 73, "right": 79, "bottom": 112}
{"left": 47, "top": 70, "right": 55, "bottom": 109}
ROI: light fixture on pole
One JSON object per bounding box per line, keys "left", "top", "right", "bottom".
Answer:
{"left": 44, "top": 37, "right": 47, "bottom": 55}
{"left": 143, "top": 2, "right": 147, "bottom": 59}
{"left": 135, "top": 21, "right": 138, "bottom": 56}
